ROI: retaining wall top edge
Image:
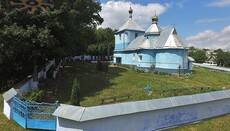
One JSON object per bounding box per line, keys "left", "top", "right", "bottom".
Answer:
{"left": 223, "top": 90, "right": 230, "bottom": 96}
{"left": 2, "top": 88, "right": 18, "bottom": 102}
{"left": 53, "top": 89, "right": 230, "bottom": 122}
{"left": 53, "top": 104, "right": 86, "bottom": 122}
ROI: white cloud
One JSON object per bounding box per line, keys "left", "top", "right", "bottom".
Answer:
{"left": 186, "top": 25, "right": 230, "bottom": 49}
{"left": 99, "top": 1, "right": 171, "bottom": 30}
{"left": 175, "top": 0, "right": 188, "bottom": 9}
{"left": 207, "top": 0, "right": 230, "bottom": 7}
{"left": 196, "top": 18, "right": 230, "bottom": 24}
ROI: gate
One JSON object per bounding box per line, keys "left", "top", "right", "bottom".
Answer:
{"left": 12, "top": 96, "right": 58, "bottom": 130}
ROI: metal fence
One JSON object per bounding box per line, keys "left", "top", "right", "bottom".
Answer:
{"left": 12, "top": 96, "right": 58, "bottom": 130}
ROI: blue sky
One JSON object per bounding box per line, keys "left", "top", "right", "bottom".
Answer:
{"left": 99, "top": 0, "right": 230, "bottom": 50}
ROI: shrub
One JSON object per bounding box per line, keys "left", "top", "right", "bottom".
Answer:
{"left": 153, "top": 69, "right": 159, "bottom": 74}
{"left": 70, "top": 79, "right": 80, "bottom": 106}
{"left": 22, "top": 89, "right": 45, "bottom": 102}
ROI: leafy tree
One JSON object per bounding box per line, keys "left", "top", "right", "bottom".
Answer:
{"left": 54, "top": 0, "right": 103, "bottom": 56}
{"left": 214, "top": 48, "right": 223, "bottom": 54}
{"left": 216, "top": 51, "right": 230, "bottom": 67}
{"left": 0, "top": 0, "right": 103, "bottom": 91}
{"left": 188, "top": 46, "right": 197, "bottom": 57}
{"left": 191, "top": 50, "right": 207, "bottom": 63}
{"left": 70, "top": 79, "right": 80, "bottom": 106}
{"left": 87, "top": 28, "right": 116, "bottom": 60}
{"left": 0, "top": 0, "right": 60, "bottom": 89}
{"left": 189, "top": 46, "right": 195, "bottom": 51}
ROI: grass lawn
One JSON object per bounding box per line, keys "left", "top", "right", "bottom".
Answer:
{"left": 42, "top": 61, "right": 230, "bottom": 106}
{"left": 0, "top": 61, "right": 230, "bottom": 130}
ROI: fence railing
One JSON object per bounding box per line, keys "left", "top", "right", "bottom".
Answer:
{"left": 12, "top": 96, "right": 58, "bottom": 130}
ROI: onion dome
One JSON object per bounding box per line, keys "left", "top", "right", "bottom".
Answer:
{"left": 128, "top": 7, "right": 133, "bottom": 14}
{"left": 128, "top": 7, "right": 133, "bottom": 19}
{"left": 152, "top": 15, "right": 158, "bottom": 24}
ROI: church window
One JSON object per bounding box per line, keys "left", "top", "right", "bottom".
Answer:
{"left": 135, "top": 33, "right": 138, "bottom": 38}
{"left": 133, "top": 54, "right": 135, "bottom": 60}
{"left": 138, "top": 55, "right": 142, "bottom": 62}
{"left": 119, "top": 34, "right": 121, "bottom": 40}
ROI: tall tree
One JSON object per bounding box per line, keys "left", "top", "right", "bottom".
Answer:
{"left": 0, "top": 0, "right": 103, "bottom": 90}
{"left": 87, "top": 28, "right": 116, "bottom": 60}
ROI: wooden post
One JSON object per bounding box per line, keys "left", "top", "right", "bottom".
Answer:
{"left": 178, "top": 65, "right": 181, "bottom": 77}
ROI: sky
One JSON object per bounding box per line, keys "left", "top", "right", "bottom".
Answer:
{"left": 98, "top": 0, "right": 230, "bottom": 50}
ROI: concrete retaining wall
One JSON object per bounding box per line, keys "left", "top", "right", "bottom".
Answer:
{"left": 193, "top": 63, "right": 230, "bottom": 73}
{"left": 54, "top": 90, "right": 230, "bottom": 131}
{"left": 2, "top": 88, "right": 18, "bottom": 120}
{"left": 3, "top": 99, "right": 12, "bottom": 119}
{"left": 14, "top": 60, "right": 56, "bottom": 93}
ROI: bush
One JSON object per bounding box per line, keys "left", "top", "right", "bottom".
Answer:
{"left": 153, "top": 69, "right": 159, "bottom": 74}
{"left": 22, "top": 89, "right": 45, "bottom": 102}
{"left": 70, "top": 79, "right": 80, "bottom": 106}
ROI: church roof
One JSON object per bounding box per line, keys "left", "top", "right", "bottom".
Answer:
{"left": 126, "top": 28, "right": 187, "bottom": 50}
{"left": 116, "top": 18, "right": 145, "bottom": 33}
{"left": 145, "top": 23, "right": 162, "bottom": 34}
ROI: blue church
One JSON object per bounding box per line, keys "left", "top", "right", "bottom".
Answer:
{"left": 113, "top": 7, "right": 194, "bottom": 74}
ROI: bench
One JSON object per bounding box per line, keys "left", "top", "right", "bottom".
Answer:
{"left": 98, "top": 94, "right": 132, "bottom": 105}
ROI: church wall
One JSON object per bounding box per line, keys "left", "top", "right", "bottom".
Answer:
{"left": 155, "top": 49, "right": 186, "bottom": 69}
{"left": 115, "top": 33, "right": 130, "bottom": 50}
{"left": 183, "top": 50, "right": 189, "bottom": 69}
{"left": 129, "top": 31, "right": 145, "bottom": 42}
{"left": 114, "top": 49, "right": 190, "bottom": 74}
{"left": 145, "top": 34, "right": 158, "bottom": 39}
{"left": 115, "top": 30, "right": 144, "bottom": 51}
{"left": 114, "top": 51, "right": 138, "bottom": 65}
{"left": 136, "top": 50, "right": 155, "bottom": 68}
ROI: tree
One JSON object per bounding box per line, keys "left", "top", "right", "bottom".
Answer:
{"left": 70, "top": 79, "right": 80, "bottom": 106}
{"left": 191, "top": 50, "right": 207, "bottom": 63}
{"left": 54, "top": 0, "right": 103, "bottom": 56}
{"left": 0, "top": 0, "right": 103, "bottom": 90}
{"left": 216, "top": 51, "right": 230, "bottom": 67}
{"left": 87, "top": 28, "right": 116, "bottom": 60}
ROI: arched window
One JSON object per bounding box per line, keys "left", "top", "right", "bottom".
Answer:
{"left": 138, "top": 55, "right": 142, "bottom": 62}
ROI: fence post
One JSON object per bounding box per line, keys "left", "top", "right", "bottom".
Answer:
{"left": 25, "top": 100, "right": 28, "bottom": 128}
{"left": 54, "top": 101, "right": 59, "bottom": 130}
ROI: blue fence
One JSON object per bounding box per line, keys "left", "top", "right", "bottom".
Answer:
{"left": 12, "top": 96, "right": 58, "bottom": 130}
